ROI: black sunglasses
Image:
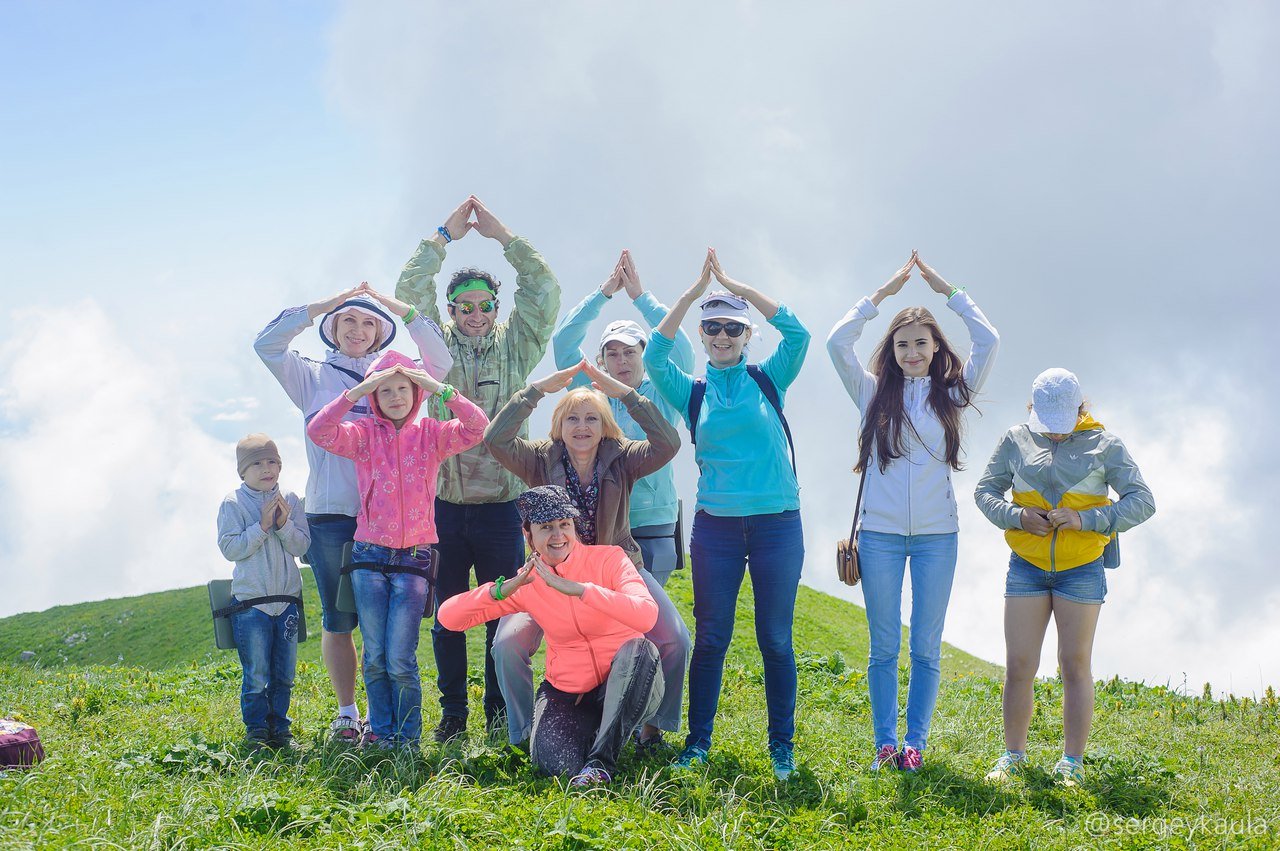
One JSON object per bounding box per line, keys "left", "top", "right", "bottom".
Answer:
{"left": 701, "top": 320, "right": 746, "bottom": 338}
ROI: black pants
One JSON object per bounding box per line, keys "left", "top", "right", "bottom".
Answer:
{"left": 431, "top": 498, "right": 524, "bottom": 722}
{"left": 530, "top": 637, "right": 664, "bottom": 776}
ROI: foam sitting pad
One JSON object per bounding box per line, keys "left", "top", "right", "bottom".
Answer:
{"left": 207, "top": 580, "right": 308, "bottom": 650}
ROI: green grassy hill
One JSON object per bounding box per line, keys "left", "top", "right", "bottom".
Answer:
{"left": 2, "top": 574, "right": 1278, "bottom": 849}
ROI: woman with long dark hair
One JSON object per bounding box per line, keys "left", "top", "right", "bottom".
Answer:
{"left": 826, "top": 252, "right": 999, "bottom": 772}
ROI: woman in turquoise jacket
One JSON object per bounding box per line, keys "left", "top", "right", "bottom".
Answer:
{"left": 644, "top": 248, "right": 810, "bottom": 781}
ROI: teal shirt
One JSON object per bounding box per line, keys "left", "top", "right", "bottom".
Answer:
{"left": 643, "top": 303, "right": 810, "bottom": 517}
{"left": 552, "top": 289, "right": 694, "bottom": 527}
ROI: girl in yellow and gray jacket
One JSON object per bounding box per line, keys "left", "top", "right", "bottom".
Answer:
{"left": 975, "top": 368, "right": 1155, "bottom": 788}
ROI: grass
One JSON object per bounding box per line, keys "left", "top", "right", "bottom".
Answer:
{"left": 2, "top": 571, "right": 1279, "bottom": 848}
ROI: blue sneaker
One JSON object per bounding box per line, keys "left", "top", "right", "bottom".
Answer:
{"left": 671, "top": 745, "right": 710, "bottom": 770}
{"left": 768, "top": 742, "right": 796, "bottom": 781}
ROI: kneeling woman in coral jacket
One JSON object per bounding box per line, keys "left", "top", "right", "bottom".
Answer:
{"left": 437, "top": 486, "right": 663, "bottom": 787}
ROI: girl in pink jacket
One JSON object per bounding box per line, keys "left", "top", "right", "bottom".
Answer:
{"left": 437, "top": 486, "right": 662, "bottom": 786}
{"left": 308, "top": 349, "right": 487, "bottom": 748}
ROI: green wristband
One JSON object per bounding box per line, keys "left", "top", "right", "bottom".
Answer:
{"left": 437, "top": 383, "right": 456, "bottom": 403}
{"left": 404, "top": 306, "right": 417, "bottom": 323}
{"left": 947, "top": 285, "right": 964, "bottom": 299}
{"left": 493, "top": 576, "right": 506, "bottom": 601}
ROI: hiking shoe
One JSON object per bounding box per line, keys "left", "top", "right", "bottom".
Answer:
{"left": 433, "top": 714, "right": 468, "bottom": 744}
{"left": 328, "top": 715, "right": 362, "bottom": 745}
{"left": 768, "top": 741, "right": 796, "bottom": 781}
{"left": 569, "top": 762, "right": 611, "bottom": 787}
{"left": 898, "top": 745, "right": 923, "bottom": 772}
{"left": 984, "top": 750, "right": 1027, "bottom": 784}
{"left": 269, "top": 733, "right": 302, "bottom": 752}
{"left": 1053, "top": 756, "right": 1085, "bottom": 787}
{"left": 871, "top": 744, "right": 900, "bottom": 772}
{"left": 671, "top": 745, "right": 710, "bottom": 770}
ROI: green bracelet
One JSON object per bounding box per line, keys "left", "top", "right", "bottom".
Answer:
{"left": 947, "top": 285, "right": 964, "bottom": 299}
{"left": 493, "top": 576, "right": 506, "bottom": 601}
{"left": 437, "top": 383, "right": 456, "bottom": 403}
{"left": 404, "top": 306, "right": 418, "bottom": 323}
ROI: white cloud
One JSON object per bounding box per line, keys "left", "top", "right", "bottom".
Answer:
{"left": 0, "top": 302, "right": 307, "bottom": 618}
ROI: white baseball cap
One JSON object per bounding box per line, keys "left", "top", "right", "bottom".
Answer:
{"left": 1027, "top": 368, "right": 1083, "bottom": 434}
{"left": 699, "top": 291, "right": 750, "bottom": 323}
{"left": 598, "top": 319, "right": 647, "bottom": 353}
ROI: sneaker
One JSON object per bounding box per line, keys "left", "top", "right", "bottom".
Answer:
{"left": 1053, "top": 756, "right": 1085, "bottom": 787}
{"left": 635, "top": 730, "right": 671, "bottom": 759}
{"left": 360, "top": 730, "right": 394, "bottom": 750}
{"left": 871, "top": 744, "right": 900, "bottom": 772}
{"left": 768, "top": 741, "right": 796, "bottom": 781}
{"left": 269, "top": 733, "right": 302, "bottom": 752}
{"left": 569, "top": 762, "right": 612, "bottom": 787}
{"left": 898, "top": 745, "right": 923, "bottom": 772}
{"left": 984, "top": 750, "right": 1027, "bottom": 784}
{"left": 433, "top": 714, "right": 467, "bottom": 744}
{"left": 243, "top": 729, "right": 270, "bottom": 752}
{"left": 671, "top": 745, "right": 710, "bottom": 770}
{"left": 328, "top": 715, "right": 362, "bottom": 745}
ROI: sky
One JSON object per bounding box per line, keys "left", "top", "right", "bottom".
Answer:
{"left": 1, "top": 1, "right": 1277, "bottom": 696}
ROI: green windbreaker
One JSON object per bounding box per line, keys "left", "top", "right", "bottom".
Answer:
{"left": 395, "top": 236, "right": 560, "bottom": 504}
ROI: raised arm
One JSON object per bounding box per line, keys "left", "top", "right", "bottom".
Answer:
{"left": 394, "top": 198, "right": 475, "bottom": 326}
{"left": 622, "top": 250, "right": 695, "bottom": 374}
{"left": 254, "top": 283, "right": 365, "bottom": 410}
{"left": 552, "top": 258, "right": 621, "bottom": 388}
{"left": 470, "top": 197, "right": 561, "bottom": 375}
{"left": 646, "top": 251, "right": 715, "bottom": 418}
{"left": 825, "top": 254, "right": 915, "bottom": 409}
{"left": 483, "top": 384, "right": 555, "bottom": 484}
{"left": 915, "top": 255, "right": 999, "bottom": 393}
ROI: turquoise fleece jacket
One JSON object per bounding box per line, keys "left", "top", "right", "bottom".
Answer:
{"left": 552, "top": 289, "right": 694, "bottom": 527}
{"left": 643, "top": 303, "right": 810, "bottom": 517}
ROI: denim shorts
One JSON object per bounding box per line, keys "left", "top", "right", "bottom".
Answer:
{"left": 1005, "top": 553, "right": 1106, "bottom": 605}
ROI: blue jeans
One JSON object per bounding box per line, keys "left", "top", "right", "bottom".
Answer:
{"left": 305, "top": 513, "right": 359, "bottom": 633}
{"left": 232, "top": 603, "right": 299, "bottom": 738}
{"left": 686, "top": 509, "right": 804, "bottom": 752}
{"left": 491, "top": 564, "right": 691, "bottom": 745}
{"left": 352, "top": 567, "right": 428, "bottom": 743}
{"left": 633, "top": 522, "right": 678, "bottom": 587}
{"left": 431, "top": 499, "right": 524, "bottom": 722}
{"left": 858, "top": 530, "right": 958, "bottom": 751}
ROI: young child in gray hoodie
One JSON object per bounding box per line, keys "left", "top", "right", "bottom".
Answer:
{"left": 216, "top": 434, "right": 311, "bottom": 749}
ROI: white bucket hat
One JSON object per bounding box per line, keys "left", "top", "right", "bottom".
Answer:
{"left": 319, "top": 295, "right": 396, "bottom": 352}
{"left": 1027, "top": 368, "right": 1083, "bottom": 434}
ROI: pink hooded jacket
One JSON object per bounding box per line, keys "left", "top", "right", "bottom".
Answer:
{"left": 307, "top": 350, "right": 488, "bottom": 548}
{"left": 436, "top": 543, "right": 658, "bottom": 694}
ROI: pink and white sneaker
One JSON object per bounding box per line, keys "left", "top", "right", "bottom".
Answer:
{"left": 898, "top": 746, "right": 923, "bottom": 772}
{"left": 871, "top": 744, "right": 900, "bottom": 772}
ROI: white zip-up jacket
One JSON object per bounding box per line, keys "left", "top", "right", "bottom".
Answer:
{"left": 826, "top": 292, "right": 999, "bottom": 536}
{"left": 254, "top": 305, "right": 452, "bottom": 516}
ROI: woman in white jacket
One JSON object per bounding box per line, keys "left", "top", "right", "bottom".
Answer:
{"left": 826, "top": 252, "right": 998, "bottom": 772}
{"left": 255, "top": 280, "right": 452, "bottom": 743}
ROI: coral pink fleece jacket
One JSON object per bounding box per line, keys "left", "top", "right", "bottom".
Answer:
{"left": 307, "top": 350, "right": 488, "bottom": 548}
{"left": 437, "top": 544, "right": 658, "bottom": 694}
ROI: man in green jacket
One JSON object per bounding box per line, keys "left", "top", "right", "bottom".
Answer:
{"left": 395, "top": 195, "right": 561, "bottom": 742}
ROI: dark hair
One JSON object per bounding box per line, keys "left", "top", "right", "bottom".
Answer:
{"left": 446, "top": 268, "right": 502, "bottom": 300}
{"left": 856, "top": 307, "right": 977, "bottom": 474}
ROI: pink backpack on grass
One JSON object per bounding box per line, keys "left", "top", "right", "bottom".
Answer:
{"left": 0, "top": 719, "right": 44, "bottom": 770}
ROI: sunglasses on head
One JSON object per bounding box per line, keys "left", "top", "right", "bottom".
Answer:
{"left": 449, "top": 299, "right": 498, "bottom": 315}
{"left": 701, "top": 320, "right": 746, "bottom": 338}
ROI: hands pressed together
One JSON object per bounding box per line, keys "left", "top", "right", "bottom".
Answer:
{"left": 531, "top": 359, "right": 632, "bottom": 399}
{"left": 258, "top": 493, "right": 292, "bottom": 532}
{"left": 436, "top": 195, "right": 514, "bottom": 248}
{"left": 493, "top": 557, "right": 586, "bottom": 599}
{"left": 872, "top": 251, "right": 956, "bottom": 306}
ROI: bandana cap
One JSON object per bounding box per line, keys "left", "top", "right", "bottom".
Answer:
{"left": 516, "top": 485, "right": 582, "bottom": 525}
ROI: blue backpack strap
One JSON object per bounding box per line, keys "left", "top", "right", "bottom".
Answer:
{"left": 745, "top": 365, "right": 797, "bottom": 474}
{"left": 687, "top": 379, "right": 708, "bottom": 445}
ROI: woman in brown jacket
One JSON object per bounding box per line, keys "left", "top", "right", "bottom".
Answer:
{"left": 484, "top": 359, "right": 690, "bottom": 754}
